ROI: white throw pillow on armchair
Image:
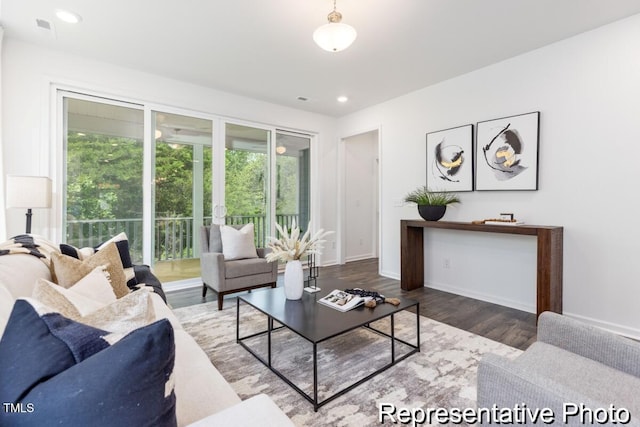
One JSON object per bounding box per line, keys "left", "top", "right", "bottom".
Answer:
{"left": 219, "top": 224, "right": 259, "bottom": 260}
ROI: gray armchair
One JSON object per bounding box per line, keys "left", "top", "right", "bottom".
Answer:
{"left": 478, "top": 311, "right": 640, "bottom": 425}
{"left": 200, "top": 224, "right": 278, "bottom": 310}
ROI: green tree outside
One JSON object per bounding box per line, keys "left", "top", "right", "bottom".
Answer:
{"left": 66, "top": 132, "right": 304, "bottom": 262}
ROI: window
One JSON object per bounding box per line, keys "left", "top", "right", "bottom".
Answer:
{"left": 64, "top": 96, "right": 144, "bottom": 261}
{"left": 60, "top": 91, "right": 313, "bottom": 285}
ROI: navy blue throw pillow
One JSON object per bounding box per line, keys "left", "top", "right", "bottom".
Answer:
{"left": 0, "top": 300, "right": 86, "bottom": 402}
{"left": 0, "top": 301, "right": 176, "bottom": 427}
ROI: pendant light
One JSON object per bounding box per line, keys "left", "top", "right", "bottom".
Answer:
{"left": 313, "top": 0, "right": 357, "bottom": 52}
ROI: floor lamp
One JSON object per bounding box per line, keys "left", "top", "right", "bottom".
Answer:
{"left": 6, "top": 176, "right": 52, "bottom": 234}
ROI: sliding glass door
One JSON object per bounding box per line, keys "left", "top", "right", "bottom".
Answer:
{"left": 63, "top": 96, "right": 145, "bottom": 261}
{"left": 152, "top": 112, "right": 213, "bottom": 282}
{"left": 61, "top": 91, "right": 313, "bottom": 285}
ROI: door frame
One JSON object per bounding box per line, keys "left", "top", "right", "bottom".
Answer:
{"left": 54, "top": 86, "right": 318, "bottom": 287}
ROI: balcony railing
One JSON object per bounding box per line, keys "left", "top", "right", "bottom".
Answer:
{"left": 66, "top": 214, "right": 300, "bottom": 263}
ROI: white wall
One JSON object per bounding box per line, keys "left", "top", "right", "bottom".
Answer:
{"left": 338, "top": 14, "right": 640, "bottom": 337}
{"left": 1, "top": 39, "right": 340, "bottom": 264}
{"left": 343, "top": 131, "right": 378, "bottom": 262}
{"left": 5, "top": 15, "right": 640, "bottom": 336}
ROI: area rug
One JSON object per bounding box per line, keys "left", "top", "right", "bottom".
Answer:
{"left": 173, "top": 301, "right": 521, "bottom": 426}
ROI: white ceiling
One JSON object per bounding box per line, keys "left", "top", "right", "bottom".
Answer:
{"left": 3, "top": 0, "right": 640, "bottom": 117}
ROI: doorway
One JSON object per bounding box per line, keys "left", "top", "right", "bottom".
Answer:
{"left": 342, "top": 130, "right": 379, "bottom": 263}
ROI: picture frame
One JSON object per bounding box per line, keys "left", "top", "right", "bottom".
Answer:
{"left": 475, "top": 111, "right": 540, "bottom": 191}
{"left": 426, "top": 124, "right": 474, "bottom": 192}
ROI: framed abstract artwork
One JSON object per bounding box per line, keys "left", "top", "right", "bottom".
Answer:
{"left": 475, "top": 111, "right": 540, "bottom": 191}
{"left": 426, "top": 124, "right": 474, "bottom": 192}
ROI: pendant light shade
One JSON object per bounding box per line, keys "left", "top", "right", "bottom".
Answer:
{"left": 313, "top": 1, "right": 357, "bottom": 52}
{"left": 313, "top": 22, "right": 357, "bottom": 52}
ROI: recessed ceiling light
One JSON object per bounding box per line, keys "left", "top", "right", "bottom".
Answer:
{"left": 55, "top": 9, "right": 82, "bottom": 24}
{"left": 337, "top": 96, "right": 349, "bottom": 103}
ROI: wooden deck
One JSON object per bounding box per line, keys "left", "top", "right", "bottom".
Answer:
{"left": 154, "top": 258, "right": 201, "bottom": 283}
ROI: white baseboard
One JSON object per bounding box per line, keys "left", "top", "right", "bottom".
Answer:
{"left": 426, "top": 282, "right": 640, "bottom": 340}
{"left": 164, "top": 279, "right": 202, "bottom": 293}
{"left": 319, "top": 261, "right": 339, "bottom": 267}
{"left": 562, "top": 312, "right": 640, "bottom": 341}
{"left": 345, "top": 254, "right": 375, "bottom": 263}
{"left": 379, "top": 270, "right": 400, "bottom": 280}
{"left": 425, "top": 281, "right": 536, "bottom": 314}
{"left": 319, "top": 257, "right": 338, "bottom": 267}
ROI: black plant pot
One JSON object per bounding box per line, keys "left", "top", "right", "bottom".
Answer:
{"left": 418, "top": 205, "right": 446, "bottom": 221}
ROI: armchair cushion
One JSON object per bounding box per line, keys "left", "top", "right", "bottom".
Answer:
{"left": 225, "top": 258, "right": 275, "bottom": 279}
{"left": 219, "top": 224, "right": 258, "bottom": 261}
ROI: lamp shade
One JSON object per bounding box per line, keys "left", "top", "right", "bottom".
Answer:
{"left": 6, "top": 176, "right": 52, "bottom": 208}
{"left": 313, "top": 22, "right": 357, "bottom": 52}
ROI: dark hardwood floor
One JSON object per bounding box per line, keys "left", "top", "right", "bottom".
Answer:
{"left": 166, "top": 258, "right": 537, "bottom": 350}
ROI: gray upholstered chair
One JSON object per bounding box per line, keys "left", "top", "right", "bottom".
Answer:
{"left": 477, "top": 311, "right": 640, "bottom": 425}
{"left": 200, "top": 224, "right": 278, "bottom": 310}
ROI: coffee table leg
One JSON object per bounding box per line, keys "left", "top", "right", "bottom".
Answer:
{"left": 313, "top": 342, "right": 318, "bottom": 411}
{"left": 391, "top": 313, "right": 396, "bottom": 363}
{"left": 236, "top": 298, "right": 240, "bottom": 343}
{"left": 416, "top": 303, "right": 421, "bottom": 352}
{"left": 268, "top": 316, "right": 273, "bottom": 367}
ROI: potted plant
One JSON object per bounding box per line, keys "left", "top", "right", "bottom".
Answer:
{"left": 403, "top": 186, "right": 460, "bottom": 221}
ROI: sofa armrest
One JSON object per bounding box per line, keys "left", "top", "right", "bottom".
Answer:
{"left": 185, "top": 394, "right": 294, "bottom": 427}
{"left": 133, "top": 264, "right": 167, "bottom": 303}
{"left": 537, "top": 312, "right": 640, "bottom": 378}
{"left": 200, "top": 252, "right": 225, "bottom": 290}
{"left": 477, "top": 354, "right": 620, "bottom": 426}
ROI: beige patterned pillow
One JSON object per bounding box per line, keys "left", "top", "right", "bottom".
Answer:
{"left": 82, "top": 290, "right": 156, "bottom": 341}
{"left": 33, "top": 266, "right": 116, "bottom": 317}
{"left": 32, "top": 280, "right": 82, "bottom": 319}
{"left": 27, "top": 288, "right": 155, "bottom": 339}
{"left": 50, "top": 242, "right": 129, "bottom": 298}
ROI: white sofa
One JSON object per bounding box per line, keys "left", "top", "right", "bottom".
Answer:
{"left": 0, "top": 250, "right": 294, "bottom": 427}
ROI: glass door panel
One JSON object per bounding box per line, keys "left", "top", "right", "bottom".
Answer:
{"left": 153, "top": 112, "right": 213, "bottom": 282}
{"left": 224, "top": 123, "right": 270, "bottom": 247}
{"left": 64, "top": 97, "right": 144, "bottom": 261}
{"left": 275, "top": 132, "right": 311, "bottom": 232}
{"left": 62, "top": 94, "right": 311, "bottom": 286}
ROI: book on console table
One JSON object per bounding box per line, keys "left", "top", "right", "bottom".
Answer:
{"left": 318, "top": 289, "right": 373, "bottom": 312}
{"left": 483, "top": 220, "right": 525, "bottom": 226}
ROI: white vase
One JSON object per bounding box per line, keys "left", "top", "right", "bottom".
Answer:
{"left": 284, "top": 260, "right": 304, "bottom": 300}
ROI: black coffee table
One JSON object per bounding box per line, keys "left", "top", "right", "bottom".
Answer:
{"left": 236, "top": 287, "right": 420, "bottom": 411}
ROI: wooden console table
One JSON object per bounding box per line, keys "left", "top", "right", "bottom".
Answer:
{"left": 400, "top": 220, "right": 563, "bottom": 317}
